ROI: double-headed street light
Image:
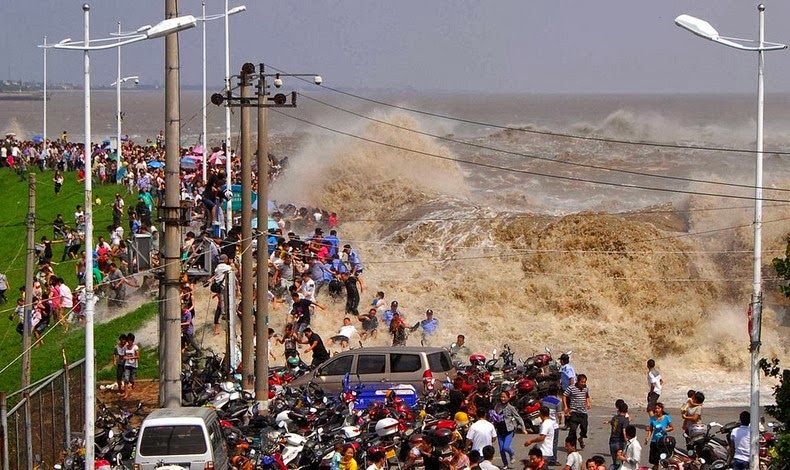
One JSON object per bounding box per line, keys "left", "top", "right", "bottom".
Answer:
{"left": 111, "top": 72, "right": 139, "bottom": 165}
{"left": 676, "top": 6, "right": 786, "bottom": 469}
{"left": 198, "top": 2, "right": 246, "bottom": 182}
{"left": 42, "top": 5, "right": 195, "bottom": 469}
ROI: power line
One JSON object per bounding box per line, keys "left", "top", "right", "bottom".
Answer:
{"left": 271, "top": 109, "right": 790, "bottom": 204}
{"left": 268, "top": 65, "right": 790, "bottom": 157}
{"left": 297, "top": 93, "right": 790, "bottom": 194}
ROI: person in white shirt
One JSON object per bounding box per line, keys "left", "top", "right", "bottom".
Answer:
{"left": 728, "top": 411, "right": 751, "bottom": 470}
{"left": 524, "top": 406, "right": 556, "bottom": 462}
{"left": 327, "top": 317, "right": 359, "bottom": 349}
{"left": 646, "top": 359, "right": 663, "bottom": 417}
{"left": 562, "top": 436, "right": 583, "bottom": 470}
{"left": 617, "top": 425, "right": 642, "bottom": 470}
{"left": 467, "top": 408, "right": 497, "bottom": 453}
{"left": 300, "top": 272, "right": 316, "bottom": 302}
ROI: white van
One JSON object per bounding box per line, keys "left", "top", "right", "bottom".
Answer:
{"left": 134, "top": 407, "right": 229, "bottom": 470}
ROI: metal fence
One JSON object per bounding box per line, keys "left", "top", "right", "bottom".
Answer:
{"left": 0, "top": 359, "right": 86, "bottom": 470}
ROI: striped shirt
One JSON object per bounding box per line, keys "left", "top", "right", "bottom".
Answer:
{"left": 564, "top": 384, "right": 589, "bottom": 414}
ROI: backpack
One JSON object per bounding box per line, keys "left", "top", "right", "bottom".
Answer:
{"left": 210, "top": 280, "right": 223, "bottom": 294}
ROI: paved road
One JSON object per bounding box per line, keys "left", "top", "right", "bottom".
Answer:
{"left": 502, "top": 405, "right": 749, "bottom": 468}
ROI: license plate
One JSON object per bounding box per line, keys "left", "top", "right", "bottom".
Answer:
{"left": 385, "top": 449, "right": 396, "bottom": 459}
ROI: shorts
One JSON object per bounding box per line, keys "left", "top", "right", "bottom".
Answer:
{"left": 116, "top": 364, "right": 125, "bottom": 381}
{"left": 331, "top": 335, "right": 349, "bottom": 343}
{"left": 124, "top": 366, "right": 137, "bottom": 383}
{"left": 295, "top": 322, "right": 308, "bottom": 335}
{"left": 647, "top": 391, "right": 660, "bottom": 412}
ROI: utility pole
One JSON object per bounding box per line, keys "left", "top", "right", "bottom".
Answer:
{"left": 22, "top": 172, "right": 34, "bottom": 470}
{"left": 254, "top": 63, "right": 270, "bottom": 414}
{"left": 161, "top": 0, "right": 182, "bottom": 408}
{"left": 22, "top": 173, "right": 35, "bottom": 387}
{"left": 239, "top": 64, "right": 254, "bottom": 393}
{"left": 212, "top": 62, "right": 320, "bottom": 413}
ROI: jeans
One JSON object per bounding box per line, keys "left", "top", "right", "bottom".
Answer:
{"left": 609, "top": 440, "right": 625, "bottom": 468}
{"left": 497, "top": 430, "right": 515, "bottom": 466}
{"left": 567, "top": 411, "right": 589, "bottom": 440}
{"left": 732, "top": 460, "right": 749, "bottom": 470}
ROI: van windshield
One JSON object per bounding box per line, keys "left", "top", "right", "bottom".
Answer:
{"left": 428, "top": 351, "right": 453, "bottom": 372}
{"left": 139, "top": 425, "right": 208, "bottom": 455}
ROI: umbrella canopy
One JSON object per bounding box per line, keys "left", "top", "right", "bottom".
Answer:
{"left": 208, "top": 151, "right": 225, "bottom": 164}
{"left": 32, "top": 135, "right": 44, "bottom": 143}
{"left": 183, "top": 154, "right": 203, "bottom": 161}
{"left": 180, "top": 158, "right": 197, "bottom": 170}
{"left": 148, "top": 160, "right": 165, "bottom": 168}
{"left": 192, "top": 145, "right": 204, "bottom": 155}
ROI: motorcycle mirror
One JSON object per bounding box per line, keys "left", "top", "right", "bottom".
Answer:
{"left": 699, "top": 458, "right": 706, "bottom": 464}
{"left": 278, "top": 421, "right": 286, "bottom": 428}
{"left": 310, "top": 407, "right": 317, "bottom": 413}
{"left": 709, "top": 421, "right": 721, "bottom": 427}
{"left": 451, "top": 343, "right": 457, "bottom": 349}
{"left": 318, "top": 428, "right": 324, "bottom": 434}
{"left": 492, "top": 348, "right": 497, "bottom": 359}
{"left": 108, "top": 430, "right": 114, "bottom": 439}
{"left": 545, "top": 347, "right": 551, "bottom": 354}
{"left": 565, "top": 349, "right": 573, "bottom": 356}
{"left": 659, "top": 453, "right": 667, "bottom": 460}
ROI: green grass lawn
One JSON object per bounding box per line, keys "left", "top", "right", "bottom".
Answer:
{"left": 0, "top": 168, "right": 160, "bottom": 393}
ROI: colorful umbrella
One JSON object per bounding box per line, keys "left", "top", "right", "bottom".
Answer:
{"left": 148, "top": 160, "right": 165, "bottom": 168}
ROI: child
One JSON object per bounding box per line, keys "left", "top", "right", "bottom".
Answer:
{"left": 123, "top": 333, "right": 140, "bottom": 399}
{"left": 563, "top": 436, "right": 583, "bottom": 470}
{"left": 680, "top": 390, "right": 695, "bottom": 417}
{"left": 540, "top": 384, "right": 563, "bottom": 463}
{"left": 113, "top": 334, "right": 128, "bottom": 392}
{"left": 607, "top": 400, "right": 629, "bottom": 467}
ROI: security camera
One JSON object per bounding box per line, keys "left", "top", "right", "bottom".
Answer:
{"left": 273, "top": 77, "right": 283, "bottom": 88}
{"left": 134, "top": 78, "right": 140, "bottom": 85}
{"left": 314, "top": 75, "right": 323, "bottom": 86}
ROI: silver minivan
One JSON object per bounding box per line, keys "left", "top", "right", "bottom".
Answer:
{"left": 134, "top": 407, "right": 229, "bottom": 470}
{"left": 290, "top": 346, "right": 456, "bottom": 396}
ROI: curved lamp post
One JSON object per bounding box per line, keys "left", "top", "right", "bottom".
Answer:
{"left": 41, "top": 6, "right": 195, "bottom": 469}
{"left": 111, "top": 74, "right": 139, "bottom": 165}
{"left": 676, "top": 6, "right": 786, "bottom": 469}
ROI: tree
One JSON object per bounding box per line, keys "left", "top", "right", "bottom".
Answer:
{"left": 771, "top": 237, "right": 790, "bottom": 297}
{"left": 759, "top": 358, "right": 789, "bottom": 469}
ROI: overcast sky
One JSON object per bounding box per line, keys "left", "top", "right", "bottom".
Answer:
{"left": 3, "top": 1, "right": 790, "bottom": 94}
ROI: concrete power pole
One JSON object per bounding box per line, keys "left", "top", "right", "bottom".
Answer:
{"left": 210, "top": 63, "right": 319, "bottom": 413}
{"left": 161, "top": 0, "right": 182, "bottom": 408}
{"left": 22, "top": 173, "right": 35, "bottom": 388}
{"left": 239, "top": 65, "right": 254, "bottom": 393}
{"left": 254, "top": 64, "right": 270, "bottom": 413}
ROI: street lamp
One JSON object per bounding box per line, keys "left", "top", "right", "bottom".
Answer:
{"left": 42, "top": 5, "right": 195, "bottom": 469}
{"left": 676, "top": 6, "right": 786, "bottom": 469}
{"left": 111, "top": 74, "right": 139, "bottom": 165}
{"left": 197, "top": 2, "right": 246, "bottom": 182}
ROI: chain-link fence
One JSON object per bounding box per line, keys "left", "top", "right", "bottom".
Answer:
{"left": 0, "top": 359, "right": 86, "bottom": 470}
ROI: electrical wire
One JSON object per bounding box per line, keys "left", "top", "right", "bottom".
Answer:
{"left": 268, "top": 65, "right": 790, "bottom": 157}
{"left": 271, "top": 109, "right": 790, "bottom": 204}
{"left": 297, "top": 93, "right": 790, "bottom": 194}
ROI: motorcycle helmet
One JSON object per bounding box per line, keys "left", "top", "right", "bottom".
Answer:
{"left": 287, "top": 356, "right": 300, "bottom": 367}
{"left": 431, "top": 428, "right": 454, "bottom": 447}
{"left": 454, "top": 412, "right": 469, "bottom": 427}
{"left": 516, "top": 378, "right": 535, "bottom": 394}
{"left": 469, "top": 354, "right": 486, "bottom": 367}
{"left": 220, "top": 381, "right": 236, "bottom": 392}
{"left": 376, "top": 417, "right": 400, "bottom": 437}
{"left": 687, "top": 423, "right": 708, "bottom": 444}
{"left": 436, "top": 419, "right": 457, "bottom": 431}
{"left": 95, "top": 460, "right": 111, "bottom": 470}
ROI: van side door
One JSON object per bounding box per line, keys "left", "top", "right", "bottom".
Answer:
{"left": 389, "top": 352, "right": 423, "bottom": 389}
{"left": 354, "top": 353, "right": 387, "bottom": 386}
{"left": 314, "top": 354, "right": 354, "bottom": 392}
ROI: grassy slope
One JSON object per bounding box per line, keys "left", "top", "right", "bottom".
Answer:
{"left": 0, "top": 168, "right": 159, "bottom": 392}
